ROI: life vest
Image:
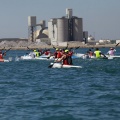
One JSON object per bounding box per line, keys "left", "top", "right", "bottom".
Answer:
{"left": 68, "top": 51, "right": 73, "bottom": 56}
{"left": 0, "top": 54, "right": 3, "bottom": 59}
{"left": 35, "top": 52, "right": 40, "bottom": 57}
{"left": 94, "top": 50, "right": 101, "bottom": 58}
{"left": 44, "top": 51, "right": 49, "bottom": 55}
{"left": 108, "top": 50, "right": 114, "bottom": 55}
{"left": 63, "top": 54, "right": 69, "bottom": 65}
{"left": 68, "top": 52, "right": 73, "bottom": 65}
{"left": 89, "top": 51, "right": 93, "bottom": 56}
{"left": 57, "top": 51, "right": 62, "bottom": 58}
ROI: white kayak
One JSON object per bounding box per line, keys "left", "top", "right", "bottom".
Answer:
{"left": 82, "top": 55, "right": 113, "bottom": 60}
{"left": 49, "top": 63, "right": 82, "bottom": 68}
{"left": 20, "top": 55, "right": 54, "bottom": 60}
{"left": 105, "top": 55, "right": 120, "bottom": 58}
{"left": 73, "top": 53, "right": 84, "bottom": 58}
{"left": 0, "top": 59, "right": 9, "bottom": 62}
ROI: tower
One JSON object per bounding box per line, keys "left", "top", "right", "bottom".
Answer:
{"left": 28, "top": 16, "right": 36, "bottom": 42}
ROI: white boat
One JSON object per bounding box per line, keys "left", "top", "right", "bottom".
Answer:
{"left": 20, "top": 54, "right": 54, "bottom": 60}
{"left": 49, "top": 63, "right": 82, "bottom": 68}
{"left": 82, "top": 54, "right": 114, "bottom": 60}
{"left": 73, "top": 53, "right": 84, "bottom": 58}
{"left": 105, "top": 55, "right": 120, "bottom": 58}
{"left": 0, "top": 59, "right": 9, "bottom": 62}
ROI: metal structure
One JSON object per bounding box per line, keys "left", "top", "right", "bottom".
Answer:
{"left": 28, "top": 16, "right": 36, "bottom": 42}
{"left": 83, "top": 31, "right": 88, "bottom": 44}
{"left": 73, "top": 17, "right": 83, "bottom": 41}
{"left": 28, "top": 16, "right": 46, "bottom": 42}
{"left": 48, "top": 9, "right": 84, "bottom": 44}
{"left": 57, "top": 18, "right": 68, "bottom": 42}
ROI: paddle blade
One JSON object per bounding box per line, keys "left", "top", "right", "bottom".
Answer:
{"left": 75, "top": 46, "right": 80, "bottom": 49}
{"left": 115, "top": 43, "right": 120, "bottom": 47}
{"left": 48, "top": 63, "right": 54, "bottom": 68}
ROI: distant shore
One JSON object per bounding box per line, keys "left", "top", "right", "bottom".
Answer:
{"left": 0, "top": 38, "right": 119, "bottom": 50}
{"left": 0, "top": 43, "right": 119, "bottom": 50}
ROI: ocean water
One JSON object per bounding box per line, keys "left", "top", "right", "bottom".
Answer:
{"left": 0, "top": 48, "right": 120, "bottom": 120}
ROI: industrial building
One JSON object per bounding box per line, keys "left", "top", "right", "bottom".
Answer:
{"left": 28, "top": 8, "right": 88, "bottom": 45}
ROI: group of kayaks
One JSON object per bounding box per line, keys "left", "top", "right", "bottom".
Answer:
{"left": 18, "top": 52, "right": 120, "bottom": 68}
{"left": 1, "top": 47, "right": 120, "bottom": 69}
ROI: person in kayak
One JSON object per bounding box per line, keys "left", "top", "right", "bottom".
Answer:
{"left": 0, "top": 50, "right": 5, "bottom": 62}
{"left": 68, "top": 49, "right": 73, "bottom": 65}
{"left": 88, "top": 49, "right": 94, "bottom": 57}
{"left": 55, "top": 49, "right": 73, "bottom": 65}
{"left": 107, "top": 47, "right": 116, "bottom": 56}
{"left": 33, "top": 49, "right": 40, "bottom": 57}
{"left": 0, "top": 51, "right": 4, "bottom": 59}
{"left": 94, "top": 48, "right": 102, "bottom": 58}
{"left": 94, "top": 48, "right": 105, "bottom": 58}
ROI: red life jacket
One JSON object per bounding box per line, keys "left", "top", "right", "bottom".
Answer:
{"left": 89, "top": 51, "right": 93, "bottom": 56}
{"left": 57, "top": 51, "right": 62, "bottom": 58}
{"left": 63, "top": 54, "right": 69, "bottom": 65}
{"left": 0, "top": 54, "right": 3, "bottom": 59}
{"left": 68, "top": 51, "right": 73, "bottom": 56}
{"left": 44, "top": 51, "right": 49, "bottom": 55}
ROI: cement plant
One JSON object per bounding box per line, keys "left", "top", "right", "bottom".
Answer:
{"left": 0, "top": 8, "right": 120, "bottom": 49}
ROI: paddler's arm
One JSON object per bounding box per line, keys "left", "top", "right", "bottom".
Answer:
{"left": 55, "top": 55, "right": 65, "bottom": 62}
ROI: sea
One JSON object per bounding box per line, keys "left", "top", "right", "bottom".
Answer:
{"left": 0, "top": 47, "right": 120, "bottom": 120}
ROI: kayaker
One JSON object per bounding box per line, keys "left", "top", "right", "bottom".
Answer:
{"left": 107, "top": 48, "right": 116, "bottom": 56}
{"left": 33, "top": 49, "right": 40, "bottom": 57}
{"left": 57, "top": 49, "right": 62, "bottom": 58}
{"left": 0, "top": 51, "right": 5, "bottom": 62}
{"left": 54, "top": 48, "right": 59, "bottom": 58}
{"left": 0, "top": 51, "right": 4, "bottom": 59}
{"left": 88, "top": 49, "right": 94, "bottom": 57}
{"left": 94, "top": 48, "right": 102, "bottom": 58}
{"left": 53, "top": 48, "right": 62, "bottom": 59}
{"left": 68, "top": 49, "right": 73, "bottom": 65}
{"left": 56, "top": 49, "right": 72, "bottom": 65}
{"left": 94, "top": 48, "right": 107, "bottom": 58}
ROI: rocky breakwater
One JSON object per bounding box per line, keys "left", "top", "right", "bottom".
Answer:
{"left": 0, "top": 38, "right": 51, "bottom": 50}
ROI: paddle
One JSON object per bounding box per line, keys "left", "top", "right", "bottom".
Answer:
{"left": 48, "top": 58, "right": 59, "bottom": 68}
{"left": 27, "top": 46, "right": 34, "bottom": 51}
{"left": 75, "top": 46, "right": 80, "bottom": 50}
{"left": 3, "top": 48, "right": 12, "bottom": 55}
{"left": 51, "top": 44, "right": 57, "bottom": 49}
{"left": 115, "top": 42, "right": 120, "bottom": 47}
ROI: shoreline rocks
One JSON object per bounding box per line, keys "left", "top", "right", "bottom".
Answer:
{"left": 0, "top": 39, "right": 119, "bottom": 50}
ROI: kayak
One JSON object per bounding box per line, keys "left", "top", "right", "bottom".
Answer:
{"left": 20, "top": 55, "right": 54, "bottom": 60}
{"left": 0, "top": 59, "right": 9, "bottom": 62}
{"left": 49, "top": 63, "right": 82, "bottom": 68}
{"left": 81, "top": 54, "right": 114, "bottom": 60}
{"left": 105, "top": 55, "right": 120, "bottom": 58}
{"left": 73, "top": 53, "right": 84, "bottom": 58}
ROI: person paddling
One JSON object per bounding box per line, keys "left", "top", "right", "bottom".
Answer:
{"left": 94, "top": 48, "right": 106, "bottom": 59}
{"left": 55, "top": 49, "right": 73, "bottom": 65}
{"left": 0, "top": 50, "right": 5, "bottom": 62}
{"left": 107, "top": 47, "right": 116, "bottom": 56}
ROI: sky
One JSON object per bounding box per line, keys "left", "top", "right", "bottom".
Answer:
{"left": 0, "top": 0, "right": 120, "bottom": 40}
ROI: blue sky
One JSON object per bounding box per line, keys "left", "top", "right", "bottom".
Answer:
{"left": 0, "top": 0, "right": 120, "bottom": 40}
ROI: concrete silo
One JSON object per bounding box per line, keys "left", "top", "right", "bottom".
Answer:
{"left": 48, "top": 19, "right": 58, "bottom": 45}
{"left": 28, "top": 16, "right": 36, "bottom": 42}
{"left": 57, "top": 18, "right": 68, "bottom": 42}
{"left": 73, "top": 17, "right": 83, "bottom": 41}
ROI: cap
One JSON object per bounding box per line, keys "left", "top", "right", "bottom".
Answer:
{"left": 110, "top": 48, "right": 113, "bottom": 50}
